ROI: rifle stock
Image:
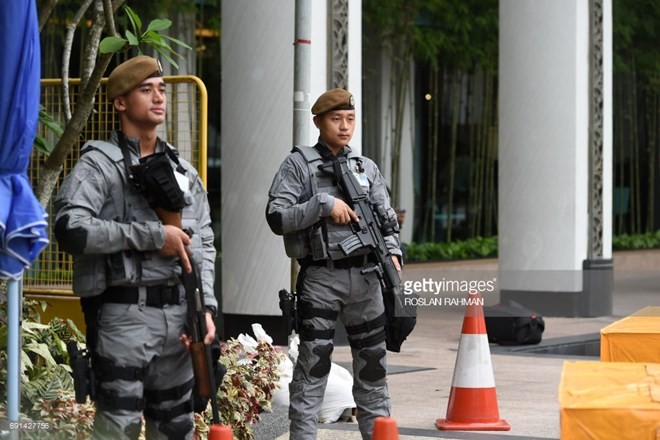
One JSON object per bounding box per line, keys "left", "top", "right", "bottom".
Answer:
{"left": 179, "top": 253, "right": 220, "bottom": 424}
{"left": 157, "top": 210, "right": 221, "bottom": 424}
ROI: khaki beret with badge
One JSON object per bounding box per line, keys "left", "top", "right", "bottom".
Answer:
{"left": 107, "top": 55, "right": 163, "bottom": 100}
{"left": 311, "top": 88, "right": 355, "bottom": 115}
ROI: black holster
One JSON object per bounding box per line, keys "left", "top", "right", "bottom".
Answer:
{"left": 279, "top": 289, "right": 299, "bottom": 336}
{"left": 67, "top": 296, "right": 104, "bottom": 403}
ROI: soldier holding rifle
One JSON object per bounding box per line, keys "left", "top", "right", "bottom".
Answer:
{"left": 267, "top": 89, "right": 405, "bottom": 440}
{"left": 55, "top": 56, "right": 218, "bottom": 440}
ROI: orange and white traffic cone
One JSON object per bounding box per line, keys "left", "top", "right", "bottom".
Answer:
{"left": 371, "top": 417, "right": 399, "bottom": 440}
{"left": 208, "top": 424, "right": 233, "bottom": 439}
{"left": 436, "top": 291, "right": 510, "bottom": 431}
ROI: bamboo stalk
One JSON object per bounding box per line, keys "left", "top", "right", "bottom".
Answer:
{"left": 468, "top": 72, "right": 480, "bottom": 237}
{"left": 480, "top": 73, "right": 493, "bottom": 236}
{"left": 647, "top": 91, "right": 658, "bottom": 231}
{"left": 631, "top": 57, "right": 641, "bottom": 233}
{"left": 445, "top": 69, "right": 461, "bottom": 242}
{"left": 429, "top": 66, "right": 441, "bottom": 241}
{"left": 615, "top": 74, "right": 626, "bottom": 234}
{"left": 422, "top": 66, "right": 434, "bottom": 240}
{"left": 486, "top": 74, "right": 498, "bottom": 236}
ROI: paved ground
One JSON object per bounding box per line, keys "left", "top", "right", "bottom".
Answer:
{"left": 264, "top": 250, "right": 660, "bottom": 440}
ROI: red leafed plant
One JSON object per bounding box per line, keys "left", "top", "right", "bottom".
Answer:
{"left": 194, "top": 337, "right": 284, "bottom": 440}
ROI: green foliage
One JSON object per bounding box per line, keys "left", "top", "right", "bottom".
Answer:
{"left": 612, "top": 0, "right": 660, "bottom": 90}
{"left": 364, "top": 0, "right": 498, "bottom": 71}
{"left": 406, "top": 231, "right": 660, "bottom": 262}
{"left": 100, "top": 5, "right": 192, "bottom": 68}
{"left": 0, "top": 297, "right": 281, "bottom": 439}
{"left": 405, "top": 236, "right": 498, "bottom": 262}
{"left": 33, "top": 105, "right": 64, "bottom": 156}
{"left": 0, "top": 300, "right": 92, "bottom": 439}
{"left": 612, "top": 230, "right": 660, "bottom": 250}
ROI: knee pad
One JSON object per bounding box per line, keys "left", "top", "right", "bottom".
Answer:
{"left": 358, "top": 348, "right": 386, "bottom": 382}
{"left": 158, "top": 419, "right": 194, "bottom": 440}
{"left": 309, "top": 343, "right": 334, "bottom": 378}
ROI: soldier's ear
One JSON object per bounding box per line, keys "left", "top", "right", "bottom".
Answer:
{"left": 114, "top": 97, "right": 126, "bottom": 112}
{"left": 313, "top": 115, "right": 320, "bottom": 128}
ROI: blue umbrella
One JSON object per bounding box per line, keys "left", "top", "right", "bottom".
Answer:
{"left": 0, "top": 0, "right": 48, "bottom": 423}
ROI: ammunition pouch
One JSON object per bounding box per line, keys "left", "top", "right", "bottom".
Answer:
{"left": 129, "top": 151, "right": 186, "bottom": 212}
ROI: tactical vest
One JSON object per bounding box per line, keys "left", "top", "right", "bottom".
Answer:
{"left": 287, "top": 146, "right": 371, "bottom": 261}
{"left": 70, "top": 140, "right": 201, "bottom": 297}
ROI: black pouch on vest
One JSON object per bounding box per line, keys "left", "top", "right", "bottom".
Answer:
{"left": 130, "top": 152, "right": 186, "bottom": 211}
{"left": 484, "top": 300, "right": 544, "bottom": 346}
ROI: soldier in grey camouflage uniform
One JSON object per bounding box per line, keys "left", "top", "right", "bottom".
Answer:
{"left": 266, "top": 88, "right": 402, "bottom": 440}
{"left": 54, "top": 56, "right": 217, "bottom": 440}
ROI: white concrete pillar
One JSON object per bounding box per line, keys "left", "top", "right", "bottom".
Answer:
{"left": 498, "top": 0, "right": 612, "bottom": 316}
{"left": 221, "top": 1, "right": 363, "bottom": 338}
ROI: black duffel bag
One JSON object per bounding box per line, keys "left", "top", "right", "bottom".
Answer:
{"left": 484, "top": 300, "right": 544, "bottom": 346}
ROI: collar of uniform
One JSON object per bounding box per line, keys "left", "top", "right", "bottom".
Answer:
{"left": 315, "top": 141, "right": 352, "bottom": 158}
{"left": 110, "top": 130, "right": 167, "bottom": 156}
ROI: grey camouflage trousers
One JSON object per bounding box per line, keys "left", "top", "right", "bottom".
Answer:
{"left": 289, "top": 263, "right": 391, "bottom": 440}
{"left": 92, "top": 300, "right": 194, "bottom": 440}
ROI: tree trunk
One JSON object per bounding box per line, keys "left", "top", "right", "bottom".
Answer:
{"left": 62, "top": 0, "right": 95, "bottom": 122}
{"left": 38, "top": 0, "right": 59, "bottom": 32}
{"left": 36, "top": 0, "right": 124, "bottom": 210}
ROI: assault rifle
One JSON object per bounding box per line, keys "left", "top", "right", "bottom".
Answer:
{"left": 319, "top": 156, "right": 416, "bottom": 352}
{"left": 128, "top": 151, "right": 220, "bottom": 423}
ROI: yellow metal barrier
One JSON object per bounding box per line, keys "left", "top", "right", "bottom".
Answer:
{"left": 26, "top": 76, "right": 208, "bottom": 328}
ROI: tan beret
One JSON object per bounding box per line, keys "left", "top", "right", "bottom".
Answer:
{"left": 107, "top": 56, "right": 163, "bottom": 100}
{"left": 311, "top": 88, "right": 355, "bottom": 115}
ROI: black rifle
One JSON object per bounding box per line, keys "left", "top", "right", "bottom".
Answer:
{"left": 181, "top": 262, "right": 220, "bottom": 424}
{"left": 320, "top": 156, "right": 416, "bottom": 352}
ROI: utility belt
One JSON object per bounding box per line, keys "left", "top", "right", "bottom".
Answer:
{"left": 101, "top": 284, "right": 183, "bottom": 308}
{"left": 298, "top": 254, "right": 371, "bottom": 270}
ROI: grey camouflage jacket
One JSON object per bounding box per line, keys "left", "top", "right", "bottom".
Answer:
{"left": 54, "top": 131, "right": 217, "bottom": 309}
{"left": 266, "top": 142, "right": 401, "bottom": 259}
